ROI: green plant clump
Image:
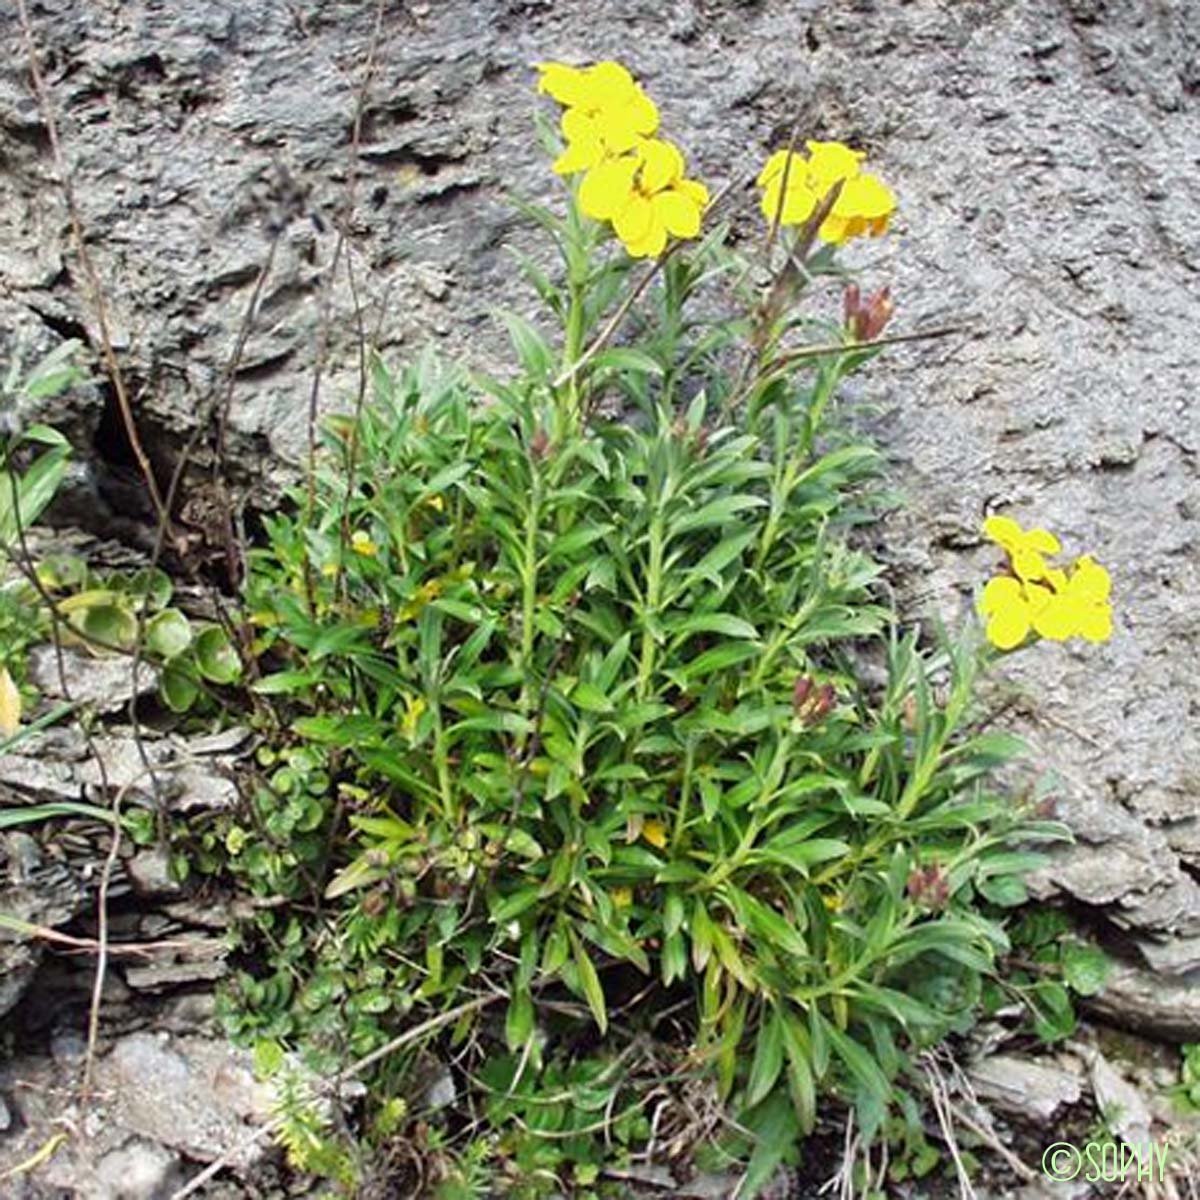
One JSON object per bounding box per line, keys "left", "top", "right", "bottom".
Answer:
{"left": 204, "top": 62, "right": 1087, "bottom": 1198}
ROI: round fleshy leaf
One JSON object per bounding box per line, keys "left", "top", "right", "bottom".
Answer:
{"left": 146, "top": 609, "right": 193, "bottom": 660}
{"left": 160, "top": 665, "right": 199, "bottom": 713}
{"left": 80, "top": 603, "right": 138, "bottom": 652}
{"left": 194, "top": 625, "right": 241, "bottom": 684}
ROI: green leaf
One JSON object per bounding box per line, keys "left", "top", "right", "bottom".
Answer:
{"left": 822, "top": 1015, "right": 892, "bottom": 1110}
{"left": 0, "top": 800, "right": 124, "bottom": 831}
{"left": 739, "top": 1092, "right": 800, "bottom": 1200}
{"left": 194, "top": 625, "right": 241, "bottom": 683}
{"left": 669, "top": 494, "right": 767, "bottom": 538}
{"left": 490, "top": 887, "right": 541, "bottom": 924}
{"left": 497, "top": 311, "right": 554, "bottom": 379}
{"left": 252, "top": 670, "right": 322, "bottom": 695}
{"left": 80, "top": 603, "right": 137, "bottom": 651}
{"left": 679, "top": 640, "right": 760, "bottom": 682}
{"left": 754, "top": 838, "right": 850, "bottom": 875}
{"left": 1061, "top": 942, "right": 1111, "bottom": 997}
{"left": 569, "top": 928, "right": 607, "bottom": 1035}
{"left": 746, "top": 1005, "right": 786, "bottom": 1107}
{"left": 571, "top": 680, "right": 614, "bottom": 714}
{"left": 145, "top": 609, "right": 192, "bottom": 660}
{"left": 159, "top": 665, "right": 199, "bottom": 713}
{"left": 126, "top": 567, "right": 173, "bottom": 611}
{"left": 780, "top": 1014, "right": 817, "bottom": 1134}
{"left": 323, "top": 855, "right": 390, "bottom": 899}
{"left": 977, "top": 874, "right": 1027, "bottom": 907}
{"left": 505, "top": 986, "right": 535, "bottom": 1050}
{"left": 588, "top": 347, "right": 665, "bottom": 378}
{"left": 666, "top": 612, "right": 760, "bottom": 642}
{"left": 548, "top": 522, "right": 614, "bottom": 562}
{"left": 1031, "top": 980, "right": 1076, "bottom": 1043}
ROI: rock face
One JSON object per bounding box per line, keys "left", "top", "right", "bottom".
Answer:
{"left": 0, "top": 1030, "right": 275, "bottom": 1198}
{"left": 0, "top": 2, "right": 1197, "bottom": 1019}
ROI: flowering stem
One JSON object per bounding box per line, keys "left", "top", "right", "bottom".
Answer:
{"left": 520, "top": 467, "right": 543, "bottom": 714}
{"left": 636, "top": 511, "right": 665, "bottom": 701}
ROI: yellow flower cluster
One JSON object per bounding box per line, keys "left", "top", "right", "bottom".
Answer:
{"left": 757, "top": 140, "right": 896, "bottom": 245}
{"left": 978, "top": 516, "right": 1113, "bottom": 650}
{"left": 537, "top": 60, "right": 709, "bottom": 258}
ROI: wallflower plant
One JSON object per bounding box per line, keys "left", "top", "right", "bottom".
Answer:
{"left": 212, "top": 59, "right": 1111, "bottom": 1198}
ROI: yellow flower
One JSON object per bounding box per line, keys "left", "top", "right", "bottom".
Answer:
{"left": 612, "top": 886, "right": 633, "bottom": 908}
{"left": 983, "top": 515, "right": 1061, "bottom": 583}
{"left": 399, "top": 579, "right": 443, "bottom": 621}
{"left": 979, "top": 554, "right": 1113, "bottom": 649}
{"left": 979, "top": 575, "right": 1053, "bottom": 650}
{"left": 757, "top": 140, "right": 896, "bottom": 245}
{"left": 536, "top": 60, "right": 659, "bottom": 174}
{"left": 351, "top": 530, "right": 378, "bottom": 557}
{"left": 579, "top": 138, "right": 708, "bottom": 258}
{"left": 400, "top": 694, "right": 426, "bottom": 740}
{"left": 1030, "top": 555, "right": 1113, "bottom": 643}
{"left": 640, "top": 819, "right": 668, "bottom": 849}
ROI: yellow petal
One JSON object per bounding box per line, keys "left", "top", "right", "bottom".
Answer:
{"left": 761, "top": 181, "right": 816, "bottom": 226}
{"left": 1011, "top": 547, "right": 1049, "bottom": 583}
{"left": 979, "top": 575, "right": 1023, "bottom": 615}
{"left": 613, "top": 193, "right": 655, "bottom": 244}
{"left": 621, "top": 89, "right": 659, "bottom": 138}
{"left": 818, "top": 213, "right": 852, "bottom": 244}
{"left": 1023, "top": 527, "right": 1062, "bottom": 555}
{"left": 0, "top": 668, "right": 20, "bottom": 737}
{"left": 562, "top": 106, "right": 600, "bottom": 145}
{"left": 1031, "top": 595, "right": 1079, "bottom": 641}
{"left": 652, "top": 189, "right": 701, "bottom": 238}
{"left": 983, "top": 515, "right": 1023, "bottom": 551}
{"left": 578, "top": 156, "right": 638, "bottom": 220}
{"left": 757, "top": 149, "right": 794, "bottom": 187}
{"left": 612, "top": 886, "right": 633, "bottom": 908}
{"left": 1076, "top": 603, "right": 1113, "bottom": 643}
{"left": 676, "top": 178, "right": 710, "bottom": 209}
{"left": 641, "top": 819, "right": 668, "bottom": 849}
{"left": 987, "top": 606, "right": 1031, "bottom": 650}
{"left": 638, "top": 138, "right": 683, "bottom": 192}
{"left": 586, "top": 61, "right": 637, "bottom": 95}
{"left": 622, "top": 222, "right": 668, "bottom": 258}
{"left": 835, "top": 172, "right": 896, "bottom": 222}
{"left": 805, "top": 140, "right": 864, "bottom": 188}
{"left": 1068, "top": 556, "right": 1111, "bottom": 603}
{"left": 553, "top": 135, "right": 604, "bottom": 175}
{"left": 537, "top": 63, "right": 590, "bottom": 105}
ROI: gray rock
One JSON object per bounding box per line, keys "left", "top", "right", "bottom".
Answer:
{"left": 0, "top": 832, "right": 85, "bottom": 1017}
{"left": 93, "top": 1138, "right": 180, "bottom": 1200}
{"left": 27, "top": 644, "right": 158, "bottom": 714}
{"left": 969, "top": 1052, "right": 1084, "bottom": 1121}
{"left": 124, "top": 848, "right": 182, "bottom": 898}
{"left": 1082, "top": 1046, "right": 1153, "bottom": 1146}
{"left": 1084, "top": 961, "right": 1200, "bottom": 1041}
{"left": 0, "top": 1031, "right": 276, "bottom": 1194}
{"left": 0, "top": 0, "right": 1195, "bottom": 1018}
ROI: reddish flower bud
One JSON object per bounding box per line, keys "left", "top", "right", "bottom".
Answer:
{"left": 907, "top": 864, "right": 950, "bottom": 910}
{"left": 529, "top": 427, "right": 550, "bottom": 460}
{"left": 843, "top": 283, "right": 861, "bottom": 328}
{"left": 844, "top": 284, "right": 895, "bottom": 343}
{"left": 793, "top": 677, "right": 835, "bottom": 726}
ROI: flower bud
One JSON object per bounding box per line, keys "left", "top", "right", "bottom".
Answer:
{"left": 793, "top": 677, "right": 835, "bottom": 726}
{"left": 844, "top": 284, "right": 895, "bottom": 342}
